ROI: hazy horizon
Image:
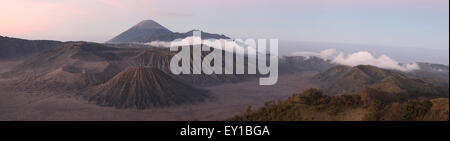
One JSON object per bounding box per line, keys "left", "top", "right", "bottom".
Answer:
{"left": 279, "top": 40, "right": 450, "bottom": 65}
{"left": 1, "top": 0, "right": 449, "bottom": 64}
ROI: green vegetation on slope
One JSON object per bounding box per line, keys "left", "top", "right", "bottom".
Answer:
{"left": 313, "top": 65, "right": 449, "bottom": 97}
{"left": 229, "top": 88, "right": 449, "bottom": 121}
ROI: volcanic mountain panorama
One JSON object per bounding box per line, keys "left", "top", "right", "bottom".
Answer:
{"left": 0, "top": 20, "right": 448, "bottom": 121}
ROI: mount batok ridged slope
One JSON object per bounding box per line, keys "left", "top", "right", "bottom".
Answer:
{"left": 83, "top": 67, "right": 210, "bottom": 109}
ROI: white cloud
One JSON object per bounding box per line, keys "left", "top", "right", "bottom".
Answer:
{"left": 291, "top": 49, "right": 336, "bottom": 60}
{"left": 144, "top": 36, "right": 265, "bottom": 56}
{"left": 332, "top": 51, "right": 419, "bottom": 72}
{"left": 291, "top": 49, "right": 420, "bottom": 72}
{"left": 144, "top": 41, "right": 171, "bottom": 47}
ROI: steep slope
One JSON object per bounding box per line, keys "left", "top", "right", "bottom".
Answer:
{"left": 129, "top": 49, "right": 175, "bottom": 72}
{"left": 0, "top": 36, "right": 61, "bottom": 60}
{"left": 313, "top": 65, "right": 391, "bottom": 95}
{"left": 126, "top": 46, "right": 252, "bottom": 85}
{"left": 142, "top": 30, "right": 231, "bottom": 43}
{"left": 83, "top": 67, "right": 210, "bottom": 109}
{"left": 107, "top": 20, "right": 230, "bottom": 43}
{"left": 313, "top": 65, "right": 449, "bottom": 97}
{"left": 108, "top": 20, "right": 174, "bottom": 43}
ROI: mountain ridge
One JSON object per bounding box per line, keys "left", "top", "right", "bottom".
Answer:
{"left": 0, "top": 36, "right": 62, "bottom": 60}
{"left": 107, "top": 20, "right": 230, "bottom": 43}
{"left": 313, "top": 65, "right": 449, "bottom": 97}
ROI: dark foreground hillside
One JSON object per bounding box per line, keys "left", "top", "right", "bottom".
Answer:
{"left": 229, "top": 88, "right": 449, "bottom": 121}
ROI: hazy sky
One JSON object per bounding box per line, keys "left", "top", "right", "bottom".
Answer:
{"left": 1, "top": 0, "right": 449, "bottom": 51}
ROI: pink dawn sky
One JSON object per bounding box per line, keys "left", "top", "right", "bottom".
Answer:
{"left": 0, "top": 0, "right": 448, "bottom": 51}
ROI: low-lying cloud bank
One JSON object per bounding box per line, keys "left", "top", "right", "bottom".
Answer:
{"left": 291, "top": 49, "right": 420, "bottom": 72}
{"left": 144, "top": 36, "right": 266, "bottom": 56}
{"left": 290, "top": 49, "right": 336, "bottom": 60}
{"left": 146, "top": 38, "right": 420, "bottom": 72}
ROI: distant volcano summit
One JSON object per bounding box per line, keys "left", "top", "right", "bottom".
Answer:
{"left": 133, "top": 20, "right": 171, "bottom": 30}
{"left": 107, "top": 20, "right": 230, "bottom": 43}
{"left": 108, "top": 20, "right": 173, "bottom": 43}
